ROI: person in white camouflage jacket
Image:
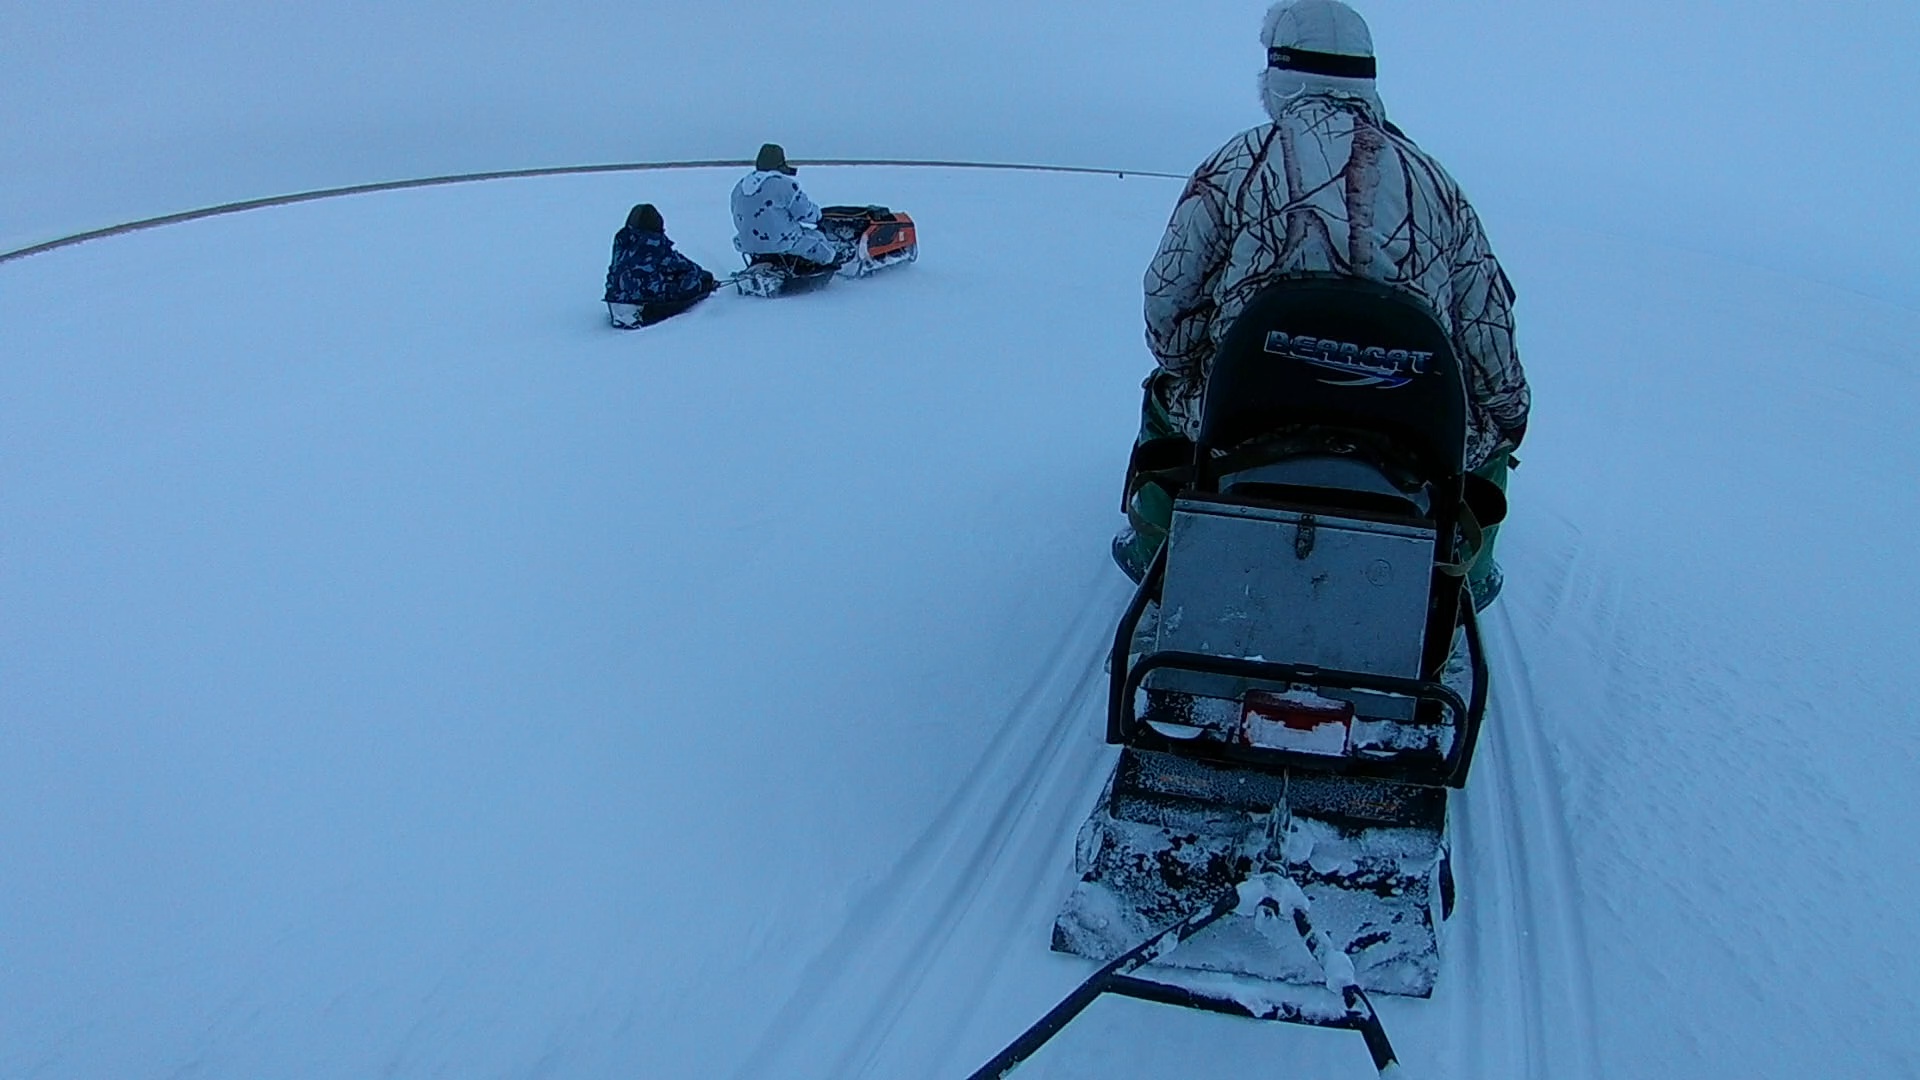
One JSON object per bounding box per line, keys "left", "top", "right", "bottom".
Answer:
{"left": 731, "top": 143, "right": 842, "bottom": 267}
{"left": 1120, "top": 0, "right": 1529, "bottom": 605}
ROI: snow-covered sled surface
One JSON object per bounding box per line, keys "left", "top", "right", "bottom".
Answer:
{"left": 3, "top": 162, "right": 1918, "bottom": 1080}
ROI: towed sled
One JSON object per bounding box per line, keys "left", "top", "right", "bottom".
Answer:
{"left": 734, "top": 205, "right": 917, "bottom": 298}
{"left": 976, "top": 277, "right": 1500, "bottom": 1077}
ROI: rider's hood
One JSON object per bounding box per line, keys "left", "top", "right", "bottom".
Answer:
{"left": 1259, "top": 0, "right": 1385, "bottom": 123}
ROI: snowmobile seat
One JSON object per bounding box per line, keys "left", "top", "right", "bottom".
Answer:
{"left": 1197, "top": 277, "right": 1468, "bottom": 485}
{"left": 1213, "top": 454, "right": 1430, "bottom": 519}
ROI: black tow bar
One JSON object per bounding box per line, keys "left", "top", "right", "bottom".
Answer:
{"left": 965, "top": 878, "right": 1402, "bottom": 1079}
{"left": 964, "top": 889, "right": 1243, "bottom": 1079}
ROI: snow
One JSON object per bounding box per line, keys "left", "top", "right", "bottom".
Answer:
{"left": 5, "top": 3, "right": 1920, "bottom": 1078}
{"left": 1167, "top": 877, "right": 1371, "bottom": 1046}
{"left": 1235, "top": 873, "right": 1307, "bottom": 917}
{"left": 1319, "top": 943, "right": 1360, "bottom": 996}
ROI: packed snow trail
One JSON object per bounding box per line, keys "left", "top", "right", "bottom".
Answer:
{"left": 3, "top": 166, "right": 1916, "bottom": 1078}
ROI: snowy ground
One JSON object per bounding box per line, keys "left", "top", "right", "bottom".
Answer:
{"left": 4, "top": 160, "right": 1916, "bottom": 1078}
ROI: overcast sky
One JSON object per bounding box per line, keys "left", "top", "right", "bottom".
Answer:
{"left": 5, "top": 1, "right": 1916, "bottom": 303}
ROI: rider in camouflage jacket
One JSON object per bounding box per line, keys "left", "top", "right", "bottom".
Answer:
{"left": 1144, "top": 0, "right": 1529, "bottom": 470}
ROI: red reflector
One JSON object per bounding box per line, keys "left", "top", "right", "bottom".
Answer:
{"left": 1240, "top": 689, "right": 1354, "bottom": 755}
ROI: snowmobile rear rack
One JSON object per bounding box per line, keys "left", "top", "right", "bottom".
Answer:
{"left": 1109, "top": 542, "right": 1488, "bottom": 788}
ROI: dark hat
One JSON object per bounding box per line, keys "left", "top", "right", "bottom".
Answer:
{"left": 755, "top": 143, "right": 797, "bottom": 176}
{"left": 626, "top": 203, "right": 664, "bottom": 232}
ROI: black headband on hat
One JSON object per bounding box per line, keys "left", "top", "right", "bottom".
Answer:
{"left": 1268, "top": 45, "right": 1376, "bottom": 79}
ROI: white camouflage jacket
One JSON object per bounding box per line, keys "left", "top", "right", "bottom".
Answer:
{"left": 731, "top": 170, "right": 836, "bottom": 263}
{"left": 1144, "top": 91, "right": 1530, "bottom": 469}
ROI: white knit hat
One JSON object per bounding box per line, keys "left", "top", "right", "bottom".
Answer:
{"left": 1260, "top": 0, "right": 1385, "bottom": 121}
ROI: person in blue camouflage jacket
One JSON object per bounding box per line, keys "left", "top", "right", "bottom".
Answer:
{"left": 604, "top": 203, "right": 717, "bottom": 328}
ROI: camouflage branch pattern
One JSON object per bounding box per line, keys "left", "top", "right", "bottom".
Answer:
{"left": 1144, "top": 94, "right": 1530, "bottom": 468}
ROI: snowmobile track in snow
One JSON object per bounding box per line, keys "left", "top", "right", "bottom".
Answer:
{"left": 1468, "top": 607, "right": 1604, "bottom": 1079}
{"left": 732, "top": 571, "right": 1126, "bottom": 1080}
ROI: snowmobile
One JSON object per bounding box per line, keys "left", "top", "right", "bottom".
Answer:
{"left": 975, "top": 277, "right": 1500, "bottom": 1077}
{"left": 733, "top": 205, "right": 917, "bottom": 298}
